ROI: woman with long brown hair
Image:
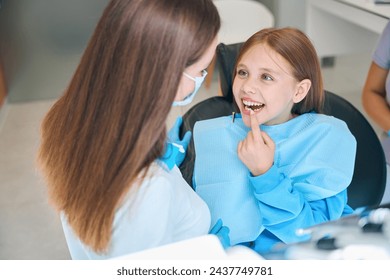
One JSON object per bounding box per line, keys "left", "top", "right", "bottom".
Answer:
{"left": 37, "top": 0, "right": 224, "bottom": 259}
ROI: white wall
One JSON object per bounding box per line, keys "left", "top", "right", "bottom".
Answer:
{"left": 256, "top": 0, "right": 306, "bottom": 30}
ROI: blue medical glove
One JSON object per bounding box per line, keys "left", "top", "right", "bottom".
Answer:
{"left": 167, "top": 116, "right": 192, "bottom": 167}
{"left": 209, "top": 219, "right": 231, "bottom": 249}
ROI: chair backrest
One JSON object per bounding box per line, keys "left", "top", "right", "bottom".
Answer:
{"left": 216, "top": 42, "right": 243, "bottom": 102}
{"left": 180, "top": 42, "right": 387, "bottom": 210}
{"left": 213, "top": 0, "right": 274, "bottom": 44}
{"left": 322, "top": 91, "right": 387, "bottom": 209}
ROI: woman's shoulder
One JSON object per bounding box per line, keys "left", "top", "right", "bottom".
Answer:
{"left": 118, "top": 163, "right": 179, "bottom": 212}
{"left": 140, "top": 163, "right": 198, "bottom": 198}
{"left": 141, "top": 162, "right": 178, "bottom": 190}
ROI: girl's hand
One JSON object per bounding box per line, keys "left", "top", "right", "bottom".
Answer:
{"left": 237, "top": 111, "right": 275, "bottom": 176}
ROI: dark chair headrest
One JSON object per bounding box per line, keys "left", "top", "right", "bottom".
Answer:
{"left": 216, "top": 42, "right": 244, "bottom": 102}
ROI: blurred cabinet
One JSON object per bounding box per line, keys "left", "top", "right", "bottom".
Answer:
{"left": 306, "top": 0, "right": 390, "bottom": 57}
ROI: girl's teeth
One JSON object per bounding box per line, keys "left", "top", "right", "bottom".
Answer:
{"left": 243, "top": 99, "right": 264, "bottom": 112}
{"left": 244, "top": 105, "right": 263, "bottom": 112}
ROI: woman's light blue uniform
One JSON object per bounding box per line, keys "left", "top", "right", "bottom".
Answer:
{"left": 193, "top": 113, "right": 356, "bottom": 253}
{"left": 61, "top": 152, "right": 211, "bottom": 259}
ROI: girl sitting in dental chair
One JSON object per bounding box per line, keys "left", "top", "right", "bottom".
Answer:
{"left": 193, "top": 27, "right": 357, "bottom": 254}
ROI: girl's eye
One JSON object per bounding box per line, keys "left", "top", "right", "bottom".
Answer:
{"left": 237, "top": 69, "right": 248, "bottom": 77}
{"left": 261, "top": 74, "right": 273, "bottom": 81}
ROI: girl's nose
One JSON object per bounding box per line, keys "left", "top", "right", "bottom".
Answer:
{"left": 242, "top": 78, "right": 257, "bottom": 95}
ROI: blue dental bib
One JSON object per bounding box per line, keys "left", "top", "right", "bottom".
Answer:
{"left": 193, "top": 115, "right": 263, "bottom": 245}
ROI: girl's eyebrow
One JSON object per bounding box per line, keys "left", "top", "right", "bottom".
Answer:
{"left": 237, "top": 63, "right": 277, "bottom": 73}
{"left": 258, "top": 67, "right": 278, "bottom": 74}
{"left": 237, "top": 63, "right": 279, "bottom": 75}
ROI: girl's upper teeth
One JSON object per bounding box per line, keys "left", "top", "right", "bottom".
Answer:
{"left": 243, "top": 100, "right": 262, "bottom": 106}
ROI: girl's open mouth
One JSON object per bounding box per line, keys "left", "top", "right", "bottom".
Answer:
{"left": 242, "top": 99, "right": 265, "bottom": 112}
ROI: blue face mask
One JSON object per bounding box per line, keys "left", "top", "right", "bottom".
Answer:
{"left": 172, "top": 70, "right": 208, "bottom": 106}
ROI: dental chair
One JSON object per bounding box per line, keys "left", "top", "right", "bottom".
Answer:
{"left": 179, "top": 42, "right": 387, "bottom": 210}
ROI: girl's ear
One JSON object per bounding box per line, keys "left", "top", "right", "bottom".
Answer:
{"left": 293, "top": 79, "right": 311, "bottom": 103}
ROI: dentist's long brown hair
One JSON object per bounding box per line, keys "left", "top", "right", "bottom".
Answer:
{"left": 37, "top": 0, "right": 220, "bottom": 253}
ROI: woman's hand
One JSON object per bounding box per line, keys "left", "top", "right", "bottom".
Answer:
{"left": 209, "top": 219, "right": 230, "bottom": 249}
{"left": 237, "top": 111, "right": 275, "bottom": 176}
{"left": 167, "top": 116, "right": 192, "bottom": 167}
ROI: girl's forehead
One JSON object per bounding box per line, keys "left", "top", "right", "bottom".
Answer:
{"left": 241, "top": 43, "right": 294, "bottom": 76}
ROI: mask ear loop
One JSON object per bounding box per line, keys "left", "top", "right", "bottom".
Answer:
{"left": 232, "top": 112, "right": 236, "bottom": 123}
